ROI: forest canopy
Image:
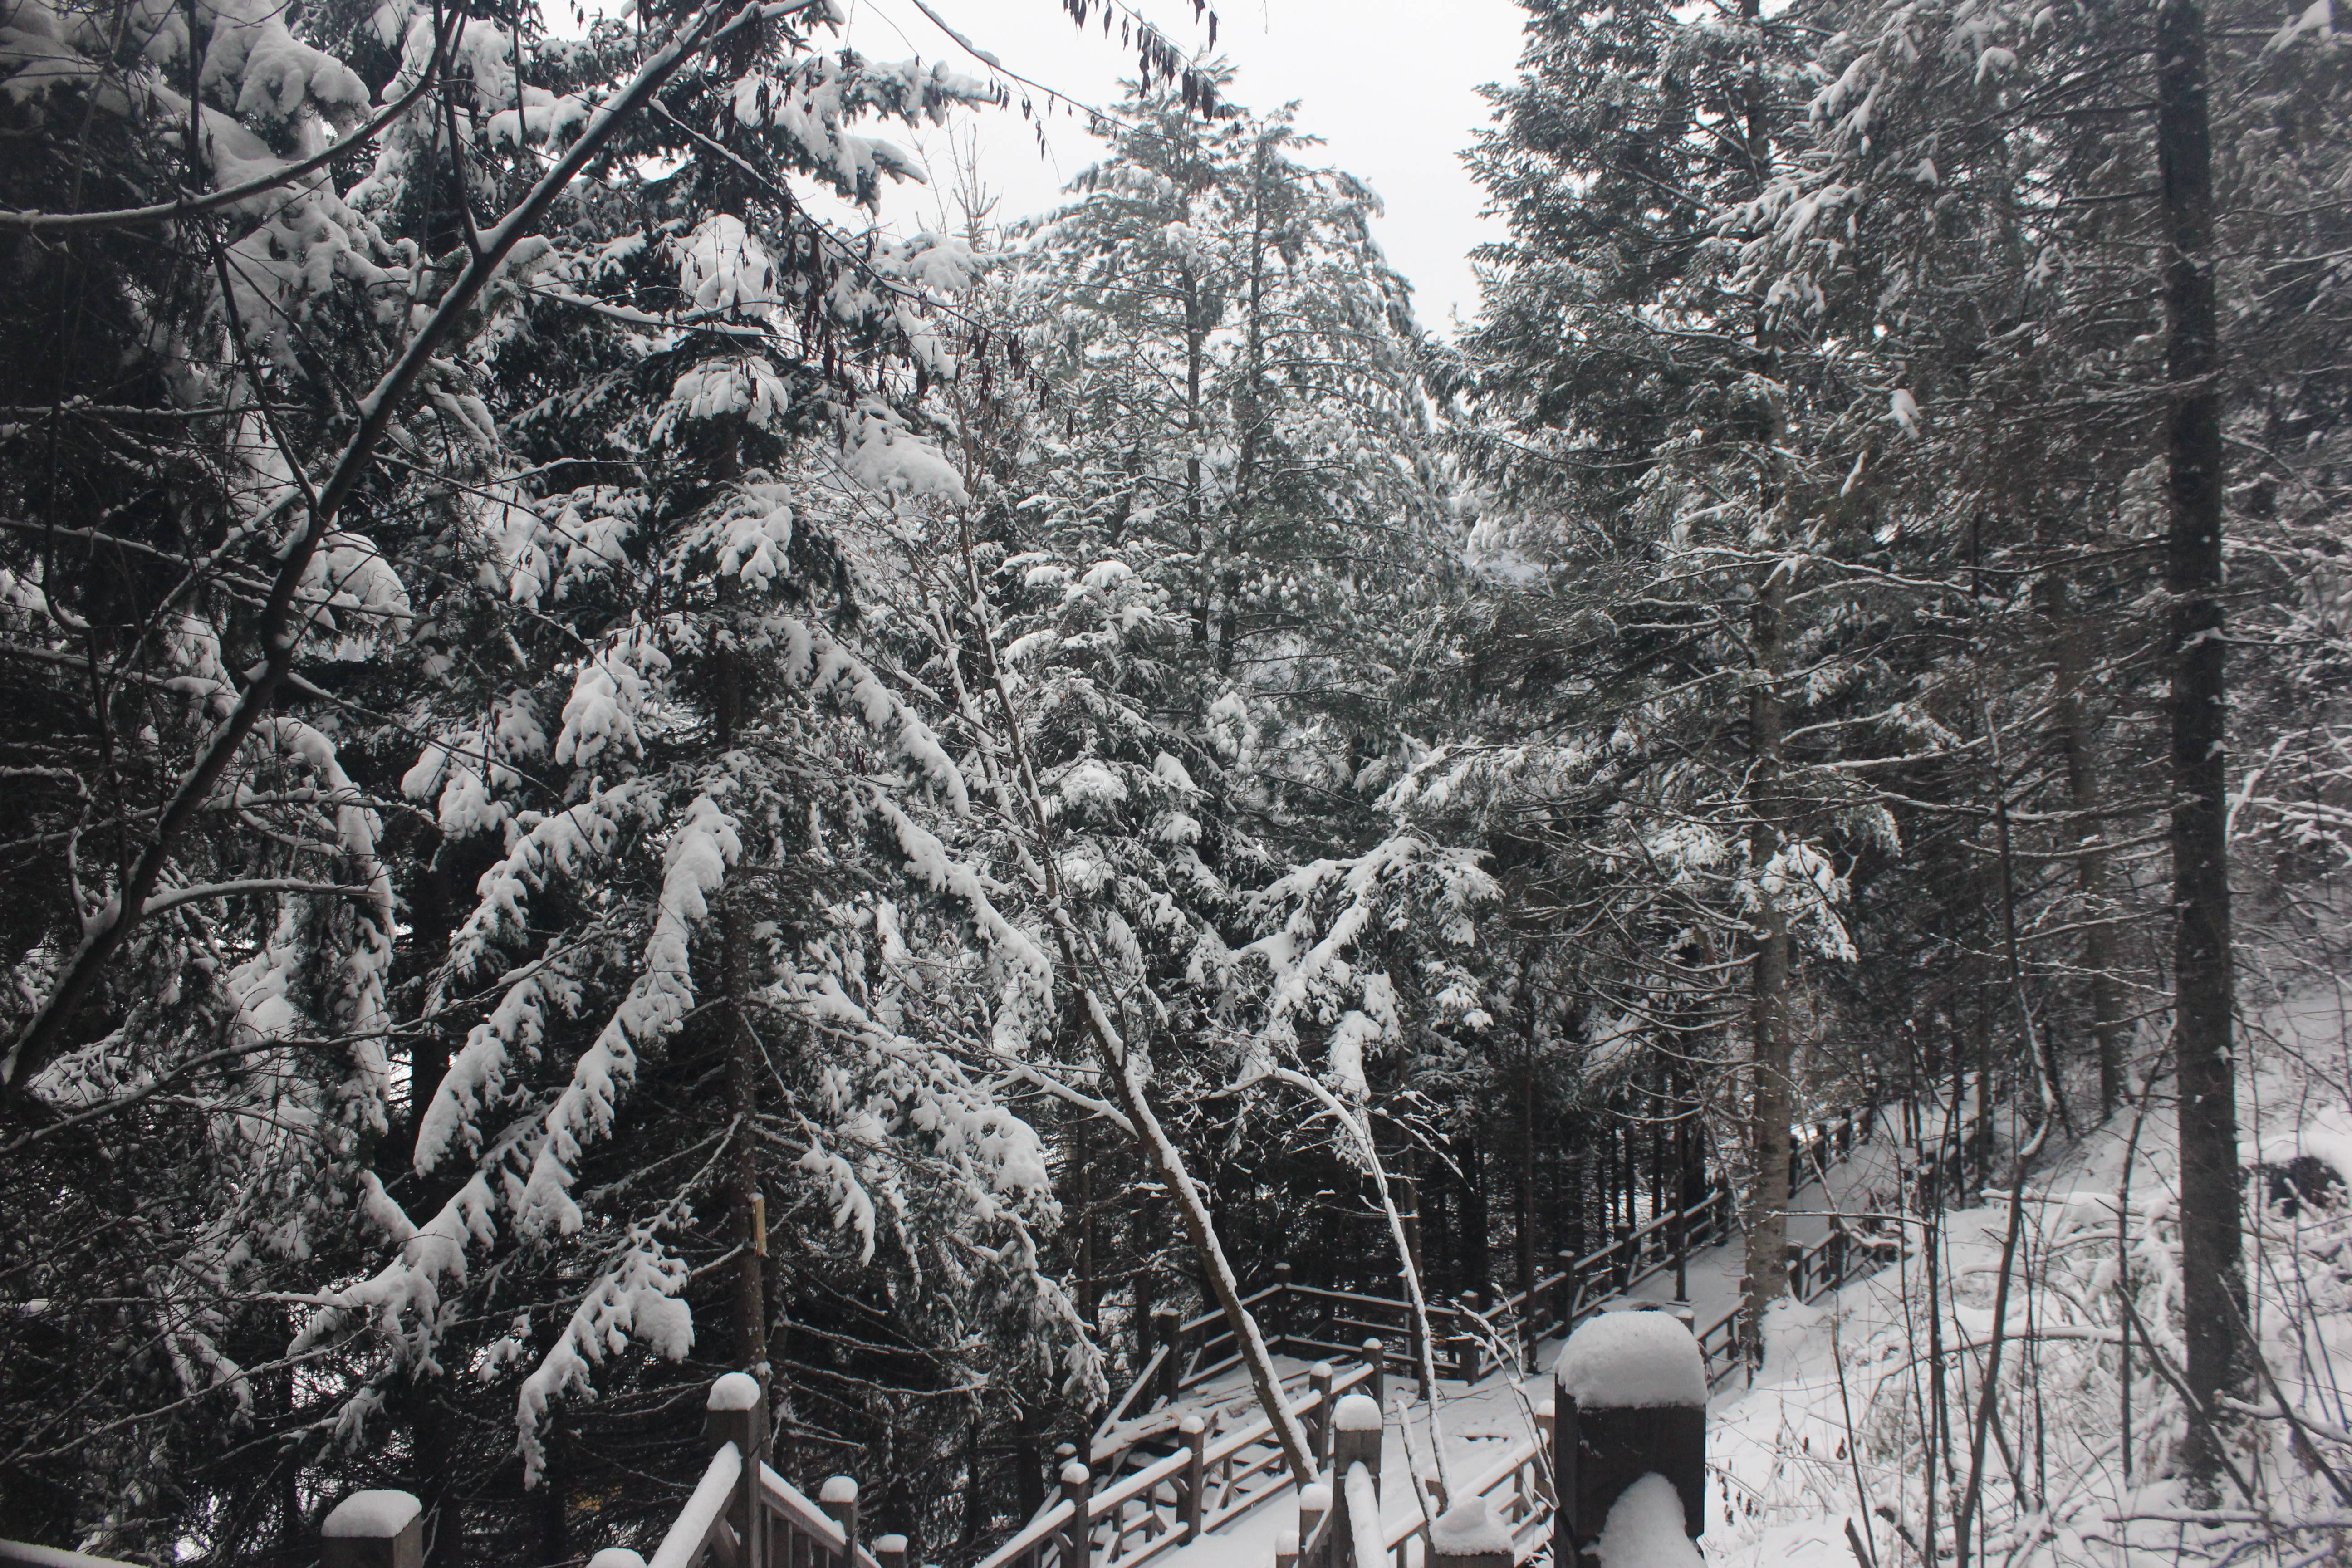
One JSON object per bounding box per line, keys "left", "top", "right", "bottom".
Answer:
{"left": 0, "top": 0, "right": 2346, "bottom": 1560}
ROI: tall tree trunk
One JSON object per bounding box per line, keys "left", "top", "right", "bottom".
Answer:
{"left": 2156, "top": 0, "right": 2244, "bottom": 1488}
{"left": 715, "top": 549, "right": 767, "bottom": 1392}
{"left": 1517, "top": 1034, "right": 1538, "bottom": 1320}
{"left": 1455, "top": 1127, "right": 1492, "bottom": 1294}
{"left": 1181, "top": 261, "right": 1208, "bottom": 654}
{"left": 1743, "top": 564, "right": 1794, "bottom": 1357}
{"left": 1077, "top": 1112, "right": 1099, "bottom": 1330}
{"left": 2041, "top": 577, "right": 2127, "bottom": 1113}
{"left": 1734, "top": 0, "right": 1794, "bottom": 1360}
{"left": 1218, "top": 139, "right": 1273, "bottom": 677}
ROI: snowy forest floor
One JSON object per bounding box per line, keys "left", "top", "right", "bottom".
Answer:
{"left": 1154, "top": 990, "right": 2352, "bottom": 1568}
{"left": 1153, "top": 1143, "right": 1899, "bottom": 1568}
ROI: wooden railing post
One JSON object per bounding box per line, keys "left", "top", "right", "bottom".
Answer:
{"left": 1276, "top": 1525, "right": 1302, "bottom": 1568}
{"left": 322, "top": 1490, "right": 423, "bottom": 1568}
{"left": 1152, "top": 1307, "right": 1182, "bottom": 1403}
{"left": 874, "top": 1534, "right": 908, "bottom": 1568}
{"left": 1555, "top": 1249, "right": 1581, "bottom": 1331}
{"left": 1308, "top": 1361, "right": 1336, "bottom": 1463}
{"left": 1553, "top": 1309, "right": 1706, "bottom": 1563}
{"left": 1360, "top": 1337, "right": 1387, "bottom": 1414}
{"left": 819, "top": 1476, "right": 860, "bottom": 1568}
{"left": 587, "top": 1551, "right": 650, "bottom": 1568}
{"left": 1297, "top": 1479, "right": 1331, "bottom": 1554}
{"left": 1329, "top": 1395, "right": 1383, "bottom": 1568}
{"left": 1785, "top": 1242, "right": 1808, "bottom": 1303}
{"left": 1533, "top": 1398, "right": 1557, "bottom": 1503}
{"left": 706, "top": 1372, "right": 768, "bottom": 1568}
{"left": 1058, "top": 1461, "right": 1092, "bottom": 1568}
{"left": 1178, "top": 1414, "right": 1209, "bottom": 1542}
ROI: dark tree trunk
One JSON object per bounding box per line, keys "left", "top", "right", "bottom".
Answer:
{"left": 2156, "top": 0, "right": 2244, "bottom": 1487}
{"left": 1455, "top": 1128, "right": 1490, "bottom": 1294}
{"left": 2040, "top": 576, "right": 2128, "bottom": 1113}
{"left": 1077, "top": 1112, "right": 1099, "bottom": 1330}
{"left": 714, "top": 564, "right": 768, "bottom": 1392}
{"left": 1518, "top": 1069, "right": 1538, "bottom": 1310}
{"left": 1744, "top": 564, "right": 1794, "bottom": 1352}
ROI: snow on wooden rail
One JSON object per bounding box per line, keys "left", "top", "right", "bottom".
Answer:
{"left": 614, "top": 1096, "right": 1963, "bottom": 1568}
{"left": 981, "top": 1360, "right": 1383, "bottom": 1568}
{"left": 0, "top": 1544, "right": 144, "bottom": 1568}
{"left": 641, "top": 1378, "right": 896, "bottom": 1568}
{"left": 1099, "top": 1102, "right": 1901, "bottom": 1438}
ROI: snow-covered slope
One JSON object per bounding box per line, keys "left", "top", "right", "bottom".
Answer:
{"left": 1710, "top": 989, "right": 2352, "bottom": 1568}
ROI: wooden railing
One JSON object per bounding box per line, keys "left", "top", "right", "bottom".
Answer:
{"left": 1374, "top": 1416, "right": 1556, "bottom": 1568}
{"left": 1110, "top": 1101, "right": 1977, "bottom": 1416}
{"left": 652, "top": 1379, "right": 906, "bottom": 1568}
{"left": 629, "top": 1093, "right": 1989, "bottom": 1568}
{"left": 981, "top": 1360, "right": 1382, "bottom": 1568}
{"left": 1105, "top": 1107, "right": 1892, "bottom": 1426}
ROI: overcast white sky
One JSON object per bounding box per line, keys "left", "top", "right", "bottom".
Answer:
{"left": 830, "top": 0, "right": 1532, "bottom": 333}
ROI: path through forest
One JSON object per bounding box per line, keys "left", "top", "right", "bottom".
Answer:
{"left": 1150, "top": 1137, "right": 1901, "bottom": 1568}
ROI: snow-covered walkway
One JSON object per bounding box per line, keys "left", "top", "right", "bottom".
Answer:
{"left": 1147, "top": 1128, "right": 1906, "bottom": 1568}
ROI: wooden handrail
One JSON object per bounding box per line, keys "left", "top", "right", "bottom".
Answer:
{"left": 1343, "top": 1464, "right": 1384, "bottom": 1568}
{"left": 651, "top": 1441, "right": 744, "bottom": 1568}
{"left": 996, "top": 1359, "right": 1379, "bottom": 1568}
{"left": 972, "top": 1498, "right": 1079, "bottom": 1568}
{"left": 1095, "top": 1344, "right": 1170, "bottom": 1442}
{"left": 758, "top": 1465, "right": 889, "bottom": 1568}
{"left": 0, "top": 1543, "right": 142, "bottom": 1568}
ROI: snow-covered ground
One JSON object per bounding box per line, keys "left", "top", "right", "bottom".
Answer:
{"left": 1148, "top": 1126, "right": 1903, "bottom": 1568}
{"left": 1147, "top": 993, "right": 2352, "bottom": 1568}
{"left": 1712, "top": 989, "right": 2352, "bottom": 1568}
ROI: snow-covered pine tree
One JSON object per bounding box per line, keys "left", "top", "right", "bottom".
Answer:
{"left": 0, "top": 0, "right": 1121, "bottom": 1553}
{"left": 1008, "top": 72, "right": 1449, "bottom": 823}
{"left": 1459, "top": 0, "right": 1903, "bottom": 1351}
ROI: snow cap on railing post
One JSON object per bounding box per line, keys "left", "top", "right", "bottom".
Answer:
{"left": 707, "top": 1373, "right": 768, "bottom": 1568}
{"left": 1328, "top": 1396, "right": 1382, "bottom": 1568}
{"left": 1307, "top": 1362, "right": 1336, "bottom": 1463}
{"left": 1359, "top": 1337, "right": 1386, "bottom": 1412}
{"left": 873, "top": 1534, "right": 908, "bottom": 1568}
{"left": 1297, "top": 1480, "right": 1332, "bottom": 1559}
{"left": 1427, "top": 1497, "right": 1512, "bottom": 1568}
{"left": 820, "top": 1475, "right": 860, "bottom": 1567}
{"left": 1553, "top": 1306, "right": 1706, "bottom": 1564}
{"left": 1275, "top": 1525, "right": 1302, "bottom": 1568}
{"left": 322, "top": 1490, "right": 424, "bottom": 1568}
{"left": 587, "top": 1551, "right": 650, "bottom": 1568}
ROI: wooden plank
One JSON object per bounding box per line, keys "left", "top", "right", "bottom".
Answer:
{"left": 1, "top": 1544, "right": 142, "bottom": 1568}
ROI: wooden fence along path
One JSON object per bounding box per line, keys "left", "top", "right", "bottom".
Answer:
{"left": 1, "top": 1095, "right": 1991, "bottom": 1568}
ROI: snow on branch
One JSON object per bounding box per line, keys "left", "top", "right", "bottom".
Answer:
{"left": 290, "top": 1171, "right": 498, "bottom": 1370}
{"left": 513, "top": 1229, "right": 694, "bottom": 1481}
{"left": 871, "top": 797, "right": 1053, "bottom": 1052}
{"left": 516, "top": 794, "right": 739, "bottom": 1236}
{"left": 780, "top": 617, "right": 970, "bottom": 812}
